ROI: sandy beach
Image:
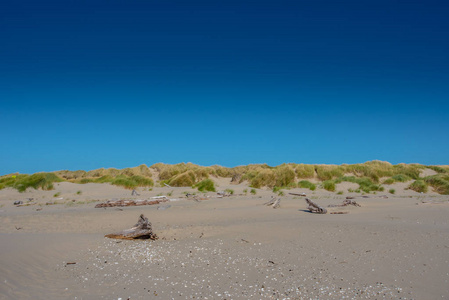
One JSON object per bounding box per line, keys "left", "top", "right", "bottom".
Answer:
{"left": 1, "top": 179, "right": 448, "bottom": 299}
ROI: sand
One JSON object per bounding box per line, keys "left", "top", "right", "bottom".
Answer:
{"left": 1, "top": 181, "right": 449, "bottom": 299}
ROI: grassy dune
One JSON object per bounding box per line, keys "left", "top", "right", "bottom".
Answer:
{"left": 1, "top": 161, "right": 449, "bottom": 194}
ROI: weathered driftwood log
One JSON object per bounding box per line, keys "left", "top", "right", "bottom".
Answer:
{"left": 264, "top": 197, "right": 281, "bottom": 209}
{"left": 105, "top": 214, "right": 158, "bottom": 240}
{"left": 289, "top": 192, "right": 307, "bottom": 197}
{"left": 305, "top": 198, "right": 327, "bottom": 214}
{"left": 328, "top": 199, "right": 361, "bottom": 207}
{"left": 95, "top": 197, "right": 169, "bottom": 208}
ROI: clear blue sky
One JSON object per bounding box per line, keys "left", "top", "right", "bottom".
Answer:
{"left": 1, "top": 0, "right": 448, "bottom": 174}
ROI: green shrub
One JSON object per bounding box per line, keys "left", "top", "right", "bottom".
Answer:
{"left": 298, "top": 180, "right": 316, "bottom": 191}
{"left": 389, "top": 189, "right": 395, "bottom": 194}
{"left": 194, "top": 179, "right": 216, "bottom": 192}
{"left": 53, "top": 192, "right": 61, "bottom": 197}
{"left": 323, "top": 180, "right": 336, "bottom": 192}
{"left": 337, "top": 191, "right": 343, "bottom": 195}
{"left": 250, "top": 188, "right": 257, "bottom": 195}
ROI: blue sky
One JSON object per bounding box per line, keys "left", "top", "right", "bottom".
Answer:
{"left": 1, "top": 0, "right": 448, "bottom": 174}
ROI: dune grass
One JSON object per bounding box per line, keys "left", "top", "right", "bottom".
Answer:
{"left": 335, "top": 176, "right": 384, "bottom": 193}
{"left": 424, "top": 174, "right": 449, "bottom": 194}
{"left": 408, "top": 180, "right": 428, "bottom": 193}
{"left": 3, "top": 161, "right": 449, "bottom": 195}
{"left": 297, "top": 180, "right": 316, "bottom": 191}
{"left": 0, "top": 173, "right": 62, "bottom": 192}
{"left": 322, "top": 180, "right": 336, "bottom": 192}
{"left": 194, "top": 179, "right": 216, "bottom": 192}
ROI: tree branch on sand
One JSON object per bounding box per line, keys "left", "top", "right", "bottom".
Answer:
{"left": 105, "top": 214, "right": 158, "bottom": 240}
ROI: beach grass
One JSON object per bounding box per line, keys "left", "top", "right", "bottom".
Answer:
{"left": 408, "top": 180, "right": 428, "bottom": 193}
{"left": 194, "top": 179, "right": 216, "bottom": 192}
{"left": 298, "top": 180, "right": 316, "bottom": 191}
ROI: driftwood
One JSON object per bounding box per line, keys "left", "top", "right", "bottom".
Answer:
{"left": 131, "top": 189, "right": 140, "bottom": 196}
{"left": 95, "top": 197, "right": 169, "bottom": 208}
{"left": 105, "top": 214, "right": 158, "bottom": 240}
{"left": 305, "top": 198, "right": 327, "bottom": 214}
{"left": 330, "top": 211, "right": 349, "bottom": 214}
{"left": 328, "top": 199, "right": 361, "bottom": 207}
{"left": 289, "top": 192, "right": 307, "bottom": 197}
{"left": 264, "top": 196, "right": 281, "bottom": 209}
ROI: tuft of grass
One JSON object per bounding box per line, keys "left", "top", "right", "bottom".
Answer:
{"left": 167, "top": 190, "right": 174, "bottom": 196}
{"left": 194, "top": 179, "right": 216, "bottom": 192}
{"left": 225, "top": 188, "right": 234, "bottom": 195}
{"left": 76, "top": 190, "right": 82, "bottom": 195}
{"left": 424, "top": 174, "right": 449, "bottom": 194}
{"left": 337, "top": 191, "right": 343, "bottom": 195}
{"left": 272, "top": 186, "right": 282, "bottom": 193}
{"left": 298, "top": 180, "right": 316, "bottom": 191}
{"left": 382, "top": 178, "right": 395, "bottom": 185}
{"left": 389, "top": 189, "right": 396, "bottom": 194}
{"left": 322, "top": 180, "right": 336, "bottom": 192}
{"left": 243, "top": 189, "right": 248, "bottom": 195}
{"left": 168, "top": 171, "right": 196, "bottom": 187}
{"left": 250, "top": 188, "right": 257, "bottom": 195}
{"left": 278, "top": 191, "right": 285, "bottom": 196}
{"left": 335, "top": 176, "right": 383, "bottom": 193}
{"left": 391, "top": 174, "right": 412, "bottom": 182}
{"left": 408, "top": 180, "right": 428, "bottom": 193}
{"left": 53, "top": 192, "right": 61, "bottom": 197}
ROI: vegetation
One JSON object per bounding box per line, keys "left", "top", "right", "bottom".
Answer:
{"left": 194, "top": 179, "right": 216, "bottom": 192}
{"left": 0, "top": 173, "right": 62, "bottom": 192}
{"left": 389, "top": 189, "right": 396, "bottom": 194}
{"left": 53, "top": 192, "right": 61, "bottom": 197}
{"left": 424, "top": 174, "right": 449, "bottom": 194}
{"left": 322, "top": 180, "right": 336, "bottom": 192}
{"left": 250, "top": 188, "right": 257, "bottom": 195}
{"left": 408, "top": 180, "right": 428, "bottom": 193}
{"left": 225, "top": 188, "right": 234, "bottom": 195}
{"left": 335, "top": 176, "right": 384, "bottom": 193}
{"left": 3, "top": 162, "right": 449, "bottom": 195}
{"left": 298, "top": 180, "right": 316, "bottom": 191}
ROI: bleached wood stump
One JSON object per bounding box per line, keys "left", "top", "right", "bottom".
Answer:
{"left": 105, "top": 214, "right": 158, "bottom": 240}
